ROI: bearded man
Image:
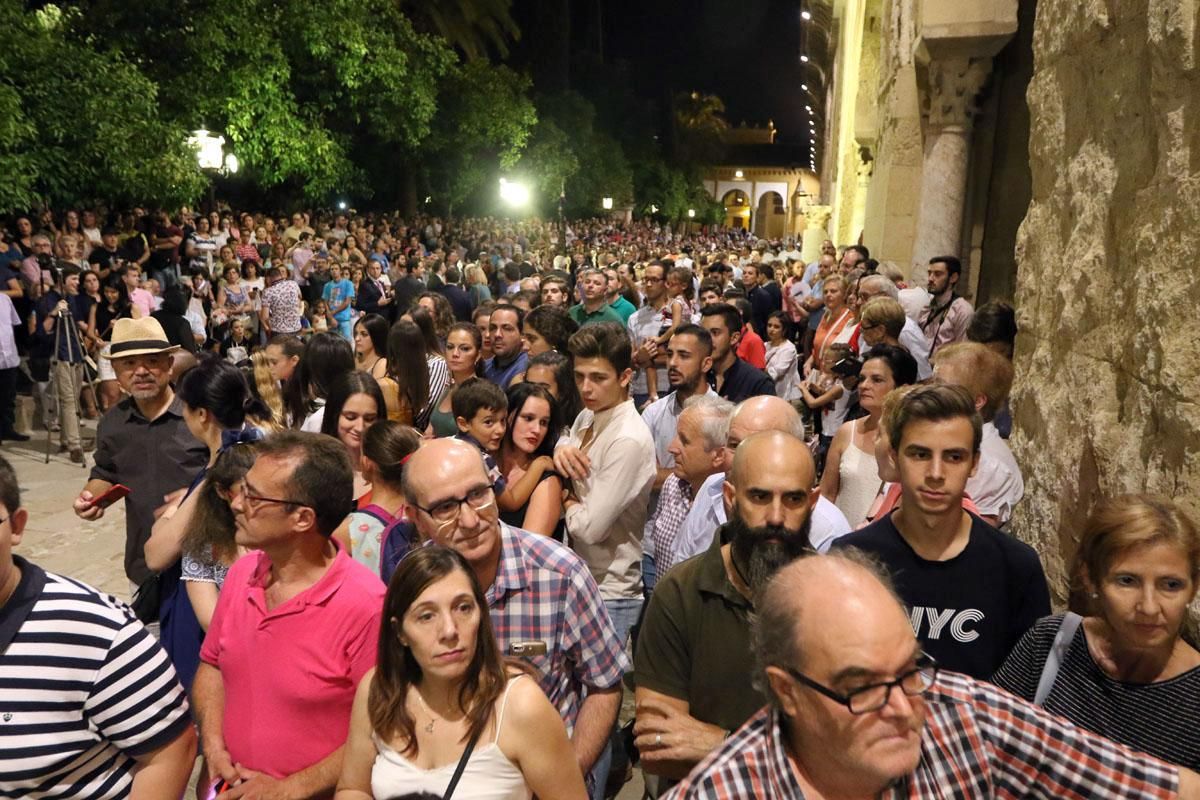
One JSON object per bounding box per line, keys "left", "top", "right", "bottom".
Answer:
{"left": 632, "top": 430, "right": 818, "bottom": 786}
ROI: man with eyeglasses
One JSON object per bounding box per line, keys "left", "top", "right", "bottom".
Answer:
{"left": 667, "top": 551, "right": 1200, "bottom": 799}
{"left": 402, "top": 437, "right": 627, "bottom": 794}
{"left": 192, "top": 431, "right": 384, "bottom": 800}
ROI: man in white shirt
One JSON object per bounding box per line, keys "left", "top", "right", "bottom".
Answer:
{"left": 670, "top": 396, "right": 851, "bottom": 570}
{"left": 554, "top": 322, "right": 656, "bottom": 648}
{"left": 639, "top": 325, "right": 715, "bottom": 588}
{"left": 932, "top": 341, "right": 1023, "bottom": 527}
{"left": 628, "top": 261, "right": 670, "bottom": 408}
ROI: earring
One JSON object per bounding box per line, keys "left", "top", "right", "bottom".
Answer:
{"left": 1090, "top": 592, "right": 1098, "bottom": 599}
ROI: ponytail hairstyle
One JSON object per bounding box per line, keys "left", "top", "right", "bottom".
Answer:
{"left": 177, "top": 355, "right": 271, "bottom": 430}
{"left": 361, "top": 420, "right": 422, "bottom": 488}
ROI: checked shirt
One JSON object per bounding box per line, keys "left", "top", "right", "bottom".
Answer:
{"left": 666, "top": 670, "right": 1179, "bottom": 799}
{"left": 485, "top": 523, "right": 630, "bottom": 734}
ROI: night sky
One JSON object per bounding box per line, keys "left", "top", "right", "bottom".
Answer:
{"left": 511, "top": 0, "right": 811, "bottom": 145}
{"left": 602, "top": 0, "right": 808, "bottom": 140}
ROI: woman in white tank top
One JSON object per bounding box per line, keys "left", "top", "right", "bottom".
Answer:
{"left": 820, "top": 346, "right": 919, "bottom": 528}
{"left": 334, "top": 547, "right": 586, "bottom": 800}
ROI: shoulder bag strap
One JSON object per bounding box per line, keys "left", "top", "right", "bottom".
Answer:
{"left": 1033, "top": 612, "right": 1083, "bottom": 706}
{"left": 442, "top": 725, "right": 484, "bottom": 800}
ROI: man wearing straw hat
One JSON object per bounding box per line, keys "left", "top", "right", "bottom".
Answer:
{"left": 71, "top": 317, "right": 207, "bottom": 617}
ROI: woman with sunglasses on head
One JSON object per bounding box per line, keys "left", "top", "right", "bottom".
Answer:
{"left": 334, "top": 546, "right": 586, "bottom": 800}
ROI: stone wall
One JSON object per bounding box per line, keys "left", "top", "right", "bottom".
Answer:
{"left": 1011, "top": 0, "right": 1200, "bottom": 606}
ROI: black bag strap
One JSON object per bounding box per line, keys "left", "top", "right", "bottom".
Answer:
{"left": 442, "top": 725, "right": 484, "bottom": 800}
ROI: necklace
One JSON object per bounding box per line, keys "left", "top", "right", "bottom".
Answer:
{"left": 412, "top": 688, "right": 438, "bottom": 734}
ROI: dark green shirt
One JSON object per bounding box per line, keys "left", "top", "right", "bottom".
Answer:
{"left": 569, "top": 302, "right": 625, "bottom": 327}
{"left": 634, "top": 529, "right": 763, "bottom": 731}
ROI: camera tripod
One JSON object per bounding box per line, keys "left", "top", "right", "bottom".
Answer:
{"left": 41, "top": 269, "right": 98, "bottom": 468}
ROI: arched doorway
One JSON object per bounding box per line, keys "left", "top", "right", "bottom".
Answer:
{"left": 722, "top": 189, "right": 752, "bottom": 230}
{"left": 754, "top": 191, "right": 785, "bottom": 238}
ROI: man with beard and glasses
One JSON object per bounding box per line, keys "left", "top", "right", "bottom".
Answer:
{"left": 631, "top": 431, "right": 817, "bottom": 789}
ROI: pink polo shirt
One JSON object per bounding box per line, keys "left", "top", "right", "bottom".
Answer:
{"left": 200, "top": 547, "right": 384, "bottom": 779}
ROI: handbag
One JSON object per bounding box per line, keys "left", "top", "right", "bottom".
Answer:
{"left": 442, "top": 725, "right": 483, "bottom": 800}
{"left": 1033, "top": 612, "right": 1083, "bottom": 706}
{"left": 129, "top": 573, "right": 162, "bottom": 624}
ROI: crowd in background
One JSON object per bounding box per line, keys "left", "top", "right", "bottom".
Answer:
{"left": 1, "top": 204, "right": 1198, "bottom": 800}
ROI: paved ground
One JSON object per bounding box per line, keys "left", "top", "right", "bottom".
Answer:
{"left": 13, "top": 407, "right": 647, "bottom": 799}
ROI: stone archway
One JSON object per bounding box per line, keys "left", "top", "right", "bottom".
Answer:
{"left": 722, "top": 189, "right": 752, "bottom": 230}
{"left": 754, "top": 191, "right": 786, "bottom": 238}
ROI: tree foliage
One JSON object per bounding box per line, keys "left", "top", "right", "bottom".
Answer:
{"left": 0, "top": 0, "right": 205, "bottom": 210}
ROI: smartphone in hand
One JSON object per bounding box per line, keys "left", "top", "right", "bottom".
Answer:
{"left": 88, "top": 484, "right": 131, "bottom": 510}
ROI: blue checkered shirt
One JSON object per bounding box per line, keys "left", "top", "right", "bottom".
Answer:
{"left": 486, "top": 523, "right": 630, "bottom": 734}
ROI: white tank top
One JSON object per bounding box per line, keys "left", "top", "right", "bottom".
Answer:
{"left": 370, "top": 676, "right": 532, "bottom": 800}
{"left": 836, "top": 418, "right": 884, "bottom": 528}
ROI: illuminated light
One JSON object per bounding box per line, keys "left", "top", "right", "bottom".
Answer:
{"left": 602, "top": 197, "right": 613, "bottom": 210}
{"left": 223, "top": 153, "right": 239, "bottom": 174}
{"left": 801, "top": 10, "right": 812, "bottom": 20}
{"left": 498, "top": 178, "right": 530, "bottom": 207}
{"left": 734, "top": 169, "right": 744, "bottom": 178}
{"left": 801, "top": 84, "right": 809, "bottom": 91}
{"left": 800, "top": 54, "right": 809, "bottom": 63}
{"left": 189, "top": 129, "right": 225, "bottom": 170}
{"left": 337, "top": 200, "right": 348, "bottom": 211}
{"left": 687, "top": 209, "right": 696, "bottom": 218}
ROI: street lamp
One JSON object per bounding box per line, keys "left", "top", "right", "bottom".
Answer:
{"left": 189, "top": 129, "right": 224, "bottom": 170}
{"left": 337, "top": 200, "right": 348, "bottom": 211}
{"left": 602, "top": 197, "right": 613, "bottom": 210}
{"left": 687, "top": 209, "right": 696, "bottom": 219}
{"left": 734, "top": 169, "right": 744, "bottom": 179}
{"left": 499, "top": 177, "right": 530, "bottom": 208}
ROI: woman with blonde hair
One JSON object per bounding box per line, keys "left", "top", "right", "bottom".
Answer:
{"left": 247, "top": 350, "right": 285, "bottom": 426}
{"left": 994, "top": 495, "right": 1200, "bottom": 768}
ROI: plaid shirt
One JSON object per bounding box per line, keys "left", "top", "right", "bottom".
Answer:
{"left": 652, "top": 475, "right": 694, "bottom": 568}
{"left": 666, "top": 671, "right": 1179, "bottom": 799}
{"left": 486, "top": 523, "right": 630, "bottom": 734}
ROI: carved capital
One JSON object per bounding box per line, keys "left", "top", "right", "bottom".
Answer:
{"left": 925, "top": 57, "right": 992, "bottom": 129}
{"left": 804, "top": 204, "right": 833, "bottom": 230}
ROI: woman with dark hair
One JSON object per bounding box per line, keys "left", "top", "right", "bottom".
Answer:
{"left": 431, "top": 322, "right": 483, "bottom": 438}
{"left": 498, "top": 383, "right": 564, "bottom": 539}
{"left": 321, "top": 370, "right": 387, "bottom": 500}
{"left": 92, "top": 277, "right": 132, "bottom": 410}
{"left": 354, "top": 313, "right": 390, "bottom": 380}
{"left": 404, "top": 307, "right": 451, "bottom": 424}
{"left": 417, "top": 292, "right": 455, "bottom": 343}
{"left": 524, "top": 350, "right": 582, "bottom": 435}
{"left": 820, "top": 343, "right": 917, "bottom": 528}
{"left": 142, "top": 355, "right": 271, "bottom": 687}
{"left": 521, "top": 305, "right": 578, "bottom": 359}
{"left": 334, "top": 546, "right": 584, "bottom": 800}
{"left": 333, "top": 420, "right": 422, "bottom": 574}
{"left": 764, "top": 310, "right": 801, "bottom": 401}
{"left": 294, "top": 331, "right": 356, "bottom": 431}
{"left": 380, "top": 320, "right": 431, "bottom": 429}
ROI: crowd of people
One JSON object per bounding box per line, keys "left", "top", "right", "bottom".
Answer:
{"left": 1, "top": 205, "right": 1199, "bottom": 800}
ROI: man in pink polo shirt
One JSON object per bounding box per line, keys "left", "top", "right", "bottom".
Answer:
{"left": 193, "top": 431, "right": 384, "bottom": 799}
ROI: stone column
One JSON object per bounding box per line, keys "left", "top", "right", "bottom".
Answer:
{"left": 909, "top": 57, "right": 991, "bottom": 284}
{"left": 800, "top": 205, "right": 834, "bottom": 263}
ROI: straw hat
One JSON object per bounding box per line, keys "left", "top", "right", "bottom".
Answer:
{"left": 102, "top": 317, "right": 181, "bottom": 359}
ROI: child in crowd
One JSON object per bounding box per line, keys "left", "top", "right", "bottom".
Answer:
{"left": 308, "top": 298, "right": 330, "bottom": 334}
{"left": 800, "top": 342, "right": 852, "bottom": 468}
{"left": 219, "top": 317, "right": 254, "bottom": 363}
{"left": 645, "top": 266, "right": 695, "bottom": 404}
{"left": 450, "top": 377, "right": 554, "bottom": 518}
{"left": 333, "top": 420, "right": 421, "bottom": 575}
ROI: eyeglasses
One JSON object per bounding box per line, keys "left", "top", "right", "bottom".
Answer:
{"left": 232, "top": 478, "right": 311, "bottom": 515}
{"left": 411, "top": 485, "right": 495, "bottom": 529}
{"left": 785, "top": 653, "right": 938, "bottom": 715}
{"left": 643, "top": 276, "right": 665, "bottom": 283}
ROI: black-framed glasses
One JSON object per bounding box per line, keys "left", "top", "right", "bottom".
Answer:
{"left": 411, "top": 485, "right": 495, "bottom": 529}
{"left": 785, "top": 653, "right": 938, "bottom": 714}
{"left": 232, "top": 478, "right": 311, "bottom": 515}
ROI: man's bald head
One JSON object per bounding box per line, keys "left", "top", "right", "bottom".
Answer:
{"left": 754, "top": 550, "right": 909, "bottom": 696}
{"left": 401, "top": 437, "right": 486, "bottom": 508}
{"left": 726, "top": 396, "right": 806, "bottom": 472}
{"left": 730, "top": 430, "right": 815, "bottom": 489}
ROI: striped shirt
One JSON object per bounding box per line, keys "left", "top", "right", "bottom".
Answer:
{"left": 486, "top": 524, "right": 630, "bottom": 734}
{"left": 0, "top": 558, "right": 191, "bottom": 798}
{"left": 993, "top": 613, "right": 1200, "bottom": 769}
{"left": 666, "top": 670, "right": 1179, "bottom": 799}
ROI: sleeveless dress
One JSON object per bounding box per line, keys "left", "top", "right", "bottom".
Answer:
{"left": 835, "top": 418, "right": 884, "bottom": 528}
{"left": 370, "top": 676, "right": 532, "bottom": 800}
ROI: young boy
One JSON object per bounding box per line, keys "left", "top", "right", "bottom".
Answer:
{"left": 451, "top": 377, "right": 508, "bottom": 490}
